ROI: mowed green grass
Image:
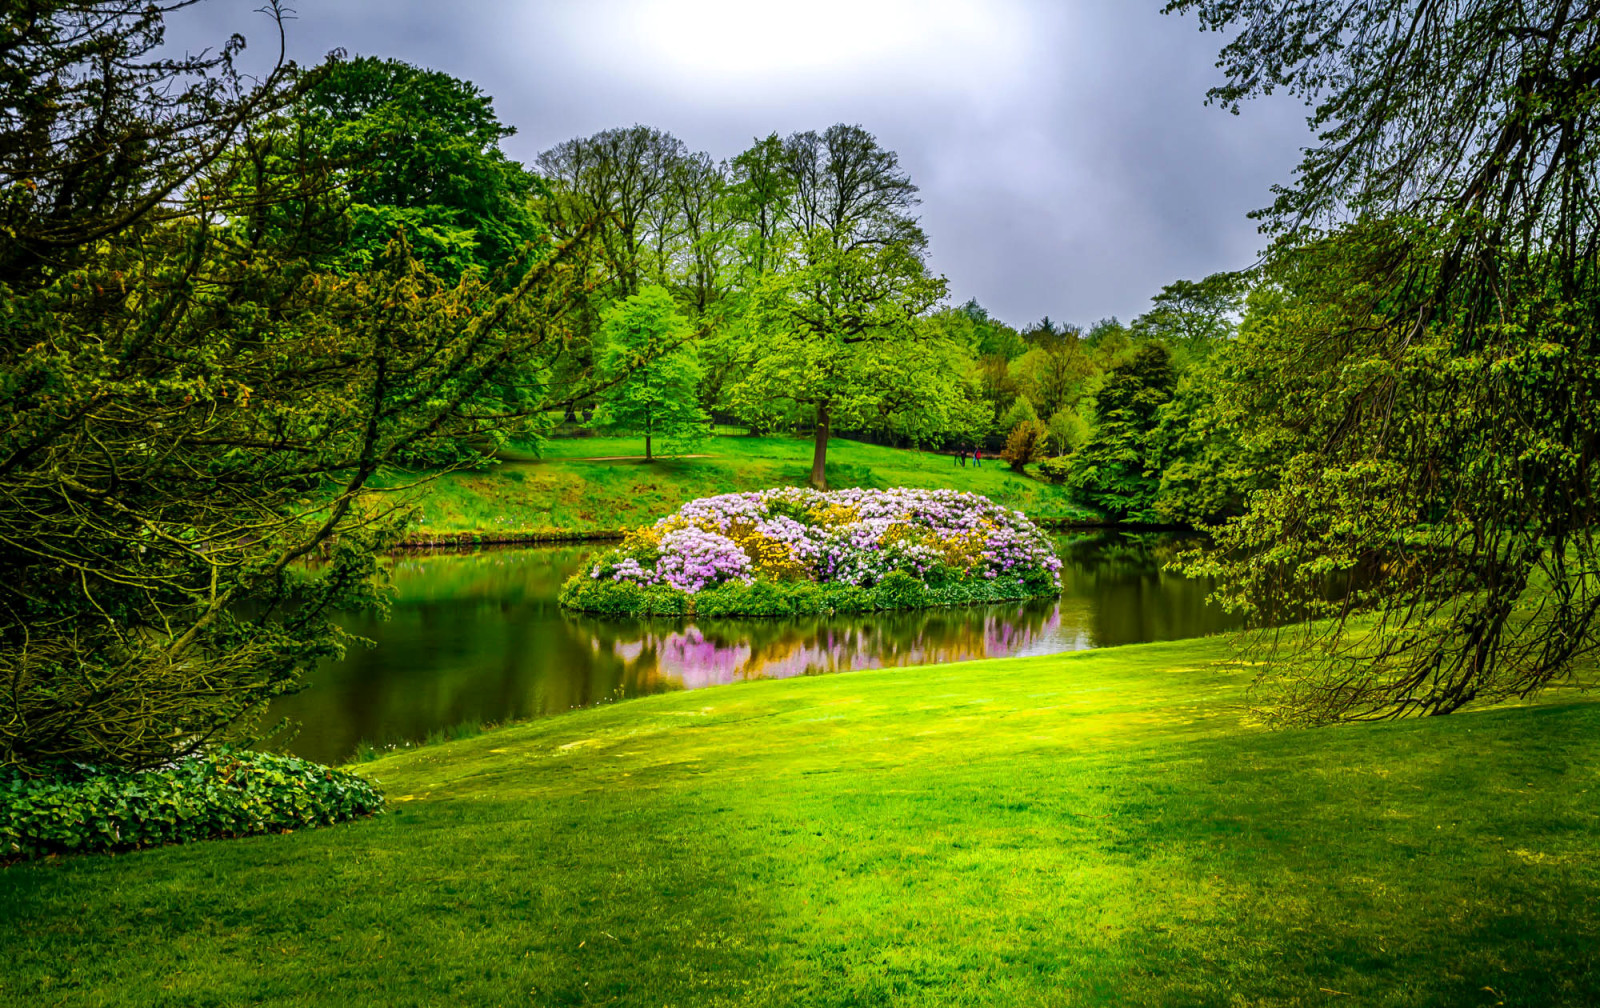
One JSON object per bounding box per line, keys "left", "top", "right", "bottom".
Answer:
{"left": 397, "top": 433, "right": 1093, "bottom": 533}
{"left": 4, "top": 637, "right": 1598, "bottom": 1006}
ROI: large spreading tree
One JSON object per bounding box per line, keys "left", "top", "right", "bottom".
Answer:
{"left": 1168, "top": 0, "right": 1600, "bottom": 722}
{"left": 0, "top": 2, "right": 591, "bottom": 770}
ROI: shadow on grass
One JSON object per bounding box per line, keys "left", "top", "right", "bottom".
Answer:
{"left": 0, "top": 790, "right": 783, "bottom": 1007}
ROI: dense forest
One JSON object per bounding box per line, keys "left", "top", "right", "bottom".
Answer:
{"left": 293, "top": 56, "right": 1269, "bottom": 525}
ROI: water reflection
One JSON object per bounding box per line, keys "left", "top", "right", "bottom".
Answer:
{"left": 577, "top": 600, "right": 1076, "bottom": 692}
{"left": 267, "top": 534, "right": 1237, "bottom": 763}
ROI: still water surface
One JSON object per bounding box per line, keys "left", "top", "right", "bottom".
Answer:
{"left": 271, "top": 534, "right": 1238, "bottom": 763}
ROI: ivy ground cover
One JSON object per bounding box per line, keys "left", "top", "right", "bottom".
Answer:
{"left": 559, "top": 487, "right": 1063, "bottom": 617}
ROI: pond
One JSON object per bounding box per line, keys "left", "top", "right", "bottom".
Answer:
{"left": 268, "top": 533, "right": 1239, "bottom": 763}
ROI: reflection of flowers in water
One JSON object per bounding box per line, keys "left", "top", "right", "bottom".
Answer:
{"left": 612, "top": 639, "right": 644, "bottom": 663}
{"left": 592, "top": 600, "right": 1077, "bottom": 692}
{"left": 657, "top": 626, "right": 752, "bottom": 689}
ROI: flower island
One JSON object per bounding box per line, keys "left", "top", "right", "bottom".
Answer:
{"left": 558, "top": 487, "right": 1063, "bottom": 618}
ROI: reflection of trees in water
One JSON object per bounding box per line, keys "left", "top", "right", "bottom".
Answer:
{"left": 574, "top": 600, "right": 1064, "bottom": 691}
{"left": 1056, "top": 533, "right": 1236, "bottom": 647}
{"left": 383, "top": 545, "right": 596, "bottom": 603}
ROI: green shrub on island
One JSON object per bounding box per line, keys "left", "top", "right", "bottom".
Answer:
{"left": 2, "top": 749, "right": 383, "bottom": 861}
{"left": 560, "top": 487, "right": 1062, "bottom": 618}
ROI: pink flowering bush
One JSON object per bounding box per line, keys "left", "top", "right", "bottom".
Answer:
{"left": 560, "top": 487, "right": 1062, "bottom": 617}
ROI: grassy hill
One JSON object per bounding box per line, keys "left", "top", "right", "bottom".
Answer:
{"left": 389, "top": 433, "right": 1097, "bottom": 536}
{"left": 5, "top": 637, "right": 1597, "bottom": 1006}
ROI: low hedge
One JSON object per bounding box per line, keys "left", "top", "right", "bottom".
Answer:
{"left": 2, "top": 748, "right": 384, "bottom": 861}
{"left": 561, "top": 569, "right": 1055, "bottom": 619}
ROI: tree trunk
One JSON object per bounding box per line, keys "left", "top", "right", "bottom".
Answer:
{"left": 645, "top": 431, "right": 652, "bottom": 461}
{"left": 809, "top": 402, "right": 830, "bottom": 490}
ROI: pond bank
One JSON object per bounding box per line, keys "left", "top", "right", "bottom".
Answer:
{"left": 396, "top": 527, "right": 627, "bottom": 549}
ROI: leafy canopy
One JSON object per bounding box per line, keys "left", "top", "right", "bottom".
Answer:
{"left": 591, "top": 286, "right": 709, "bottom": 459}
{"left": 1168, "top": 0, "right": 1600, "bottom": 721}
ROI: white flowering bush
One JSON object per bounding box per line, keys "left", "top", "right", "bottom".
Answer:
{"left": 560, "top": 487, "right": 1062, "bottom": 617}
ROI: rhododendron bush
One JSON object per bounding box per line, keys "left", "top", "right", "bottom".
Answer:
{"left": 560, "top": 488, "right": 1061, "bottom": 617}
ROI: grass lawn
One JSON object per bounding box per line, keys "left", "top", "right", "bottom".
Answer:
{"left": 3, "top": 637, "right": 1597, "bottom": 1006}
{"left": 391, "top": 433, "right": 1095, "bottom": 534}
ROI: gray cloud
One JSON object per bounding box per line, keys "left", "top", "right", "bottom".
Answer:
{"left": 165, "top": 0, "right": 1314, "bottom": 327}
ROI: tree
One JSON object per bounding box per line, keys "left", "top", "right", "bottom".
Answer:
{"left": 0, "top": 1, "right": 297, "bottom": 279}
{"left": 1168, "top": 0, "right": 1600, "bottom": 721}
{"left": 1044, "top": 407, "right": 1090, "bottom": 457}
{"left": 726, "top": 133, "right": 793, "bottom": 280}
{"left": 669, "top": 151, "right": 735, "bottom": 313}
{"left": 729, "top": 124, "right": 950, "bottom": 489}
{"left": 299, "top": 55, "right": 544, "bottom": 280}
{"left": 1013, "top": 336, "right": 1095, "bottom": 418}
{"left": 591, "top": 287, "right": 709, "bottom": 461}
{"left": 1001, "top": 420, "right": 1047, "bottom": 473}
{"left": 286, "top": 56, "right": 560, "bottom": 462}
{"left": 1131, "top": 272, "right": 1242, "bottom": 364}
{"left": 730, "top": 249, "right": 953, "bottom": 485}
{"left": 536, "top": 125, "right": 688, "bottom": 297}
{"left": 998, "top": 395, "right": 1039, "bottom": 433}
{"left": 1063, "top": 343, "right": 1177, "bottom": 522}
{"left": 0, "top": 4, "right": 593, "bottom": 770}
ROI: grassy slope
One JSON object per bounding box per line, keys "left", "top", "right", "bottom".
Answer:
{"left": 394, "top": 434, "right": 1094, "bottom": 534}
{"left": 4, "top": 638, "right": 1597, "bottom": 1006}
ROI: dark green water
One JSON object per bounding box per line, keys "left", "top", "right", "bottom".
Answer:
{"left": 269, "top": 534, "right": 1239, "bottom": 763}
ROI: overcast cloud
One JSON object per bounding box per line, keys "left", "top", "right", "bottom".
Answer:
{"left": 165, "top": 0, "right": 1315, "bottom": 327}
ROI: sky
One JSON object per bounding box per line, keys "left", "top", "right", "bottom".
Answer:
{"left": 164, "top": 0, "right": 1315, "bottom": 329}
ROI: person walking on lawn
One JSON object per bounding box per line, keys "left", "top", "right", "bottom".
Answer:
{"left": 974, "top": 447, "right": 982, "bottom": 468}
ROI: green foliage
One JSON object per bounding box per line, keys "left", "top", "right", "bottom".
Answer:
{"left": 998, "top": 395, "right": 1038, "bottom": 431}
{"left": 1062, "top": 344, "right": 1178, "bottom": 521}
{"left": 928, "top": 300, "right": 1026, "bottom": 360}
{"left": 1147, "top": 344, "right": 1272, "bottom": 526}
{"left": 556, "top": 577, "right": 686, "bottom": 617}
{"left": 590, "top": 286, "right": 709, "bottom": 459}
{"left": 1012, "top": 338, "right": 1095, "bottom": 419}
{"left": 558, "top": 569, "right": 1050, "bottom": 619}
{"left": 1001, "top": 419, "right": 1048, "bottom": 473}
{"left": 1168, "top": 0, "right": 1600, "bottom": 720}
{"left": 694, "top": 580, "right": 825, "bottom": 617}
{"left": 871, "top": 570, "right": 928, "bottom": 609}
{"left": 1043, "top": 408, "right": 1090, "bottom": 456}
{"left": 1130, "top": 272, "right": 1242, "bottom": 364}
{"left": 302, "top": 55, "right": 544, "bottom": 280}
{"left": 1036, "top": 456, "right": 1074, "bottom": 485}
{"left": 1, "top": 748, "right": 382, "bottom": 861}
